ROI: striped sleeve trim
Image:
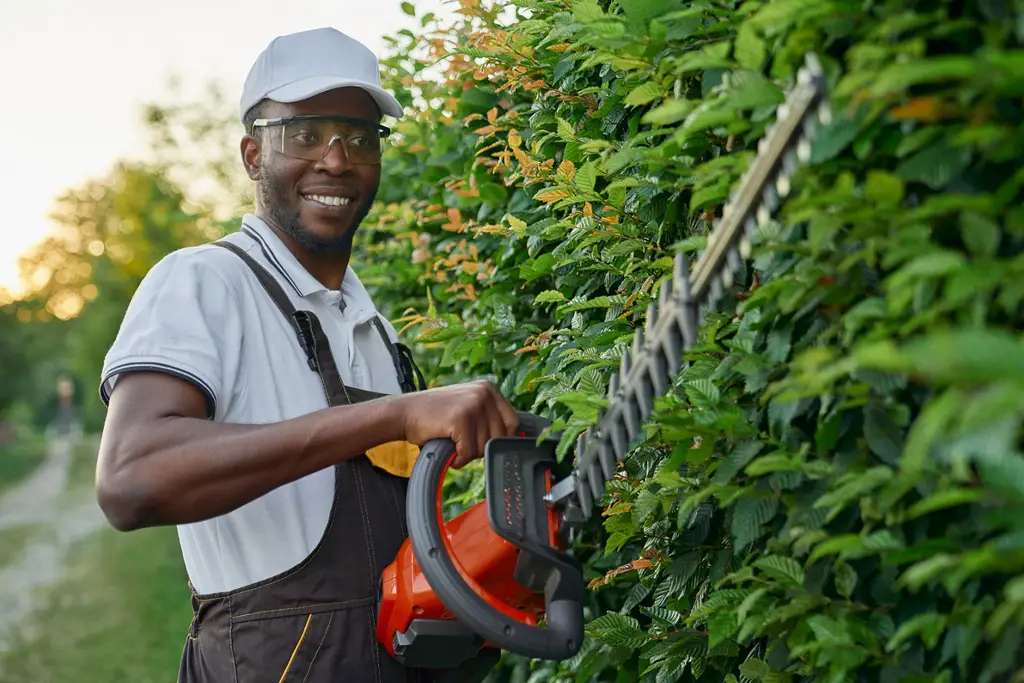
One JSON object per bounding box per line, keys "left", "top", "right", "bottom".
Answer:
{"left": 100, "top": 361, "right": 217, "bottom": 419}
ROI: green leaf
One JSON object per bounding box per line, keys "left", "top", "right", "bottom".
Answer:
{"left": 400, "top": 1, "right": 415, "bottom": 15}
{"left": 886, "top": 612, "right": 948, "bottom": 651}
{"left": 520, "top": 253, "right": 559, "bottom": 282}
{"left": 723, "top": 71, "right": 784, "bottom": 110}
{"left": 624, "top": 80, "right": 665, "bottom": 107}
{"left": 555, "top": 391, "right": 606, "bottom": 422}
{"left": 885, "top": 251, "right": 966, "bottom": 291}
{"left": 739, "top": 659, "right": 770, "bottom": 680}
{"left": 641, "top": 605, "right": 682, "bottom": 627}
{"left": 871, "top": 56, "right": 978, "bottom": 94}
{"left": 533, "top": 290, "right": 567, "bottom": 305}
{"left": 737, "top": 587, "right": 768, "bottom": 623}
{"left": 557, "top": 295, "right": 627, "bottom": 316}
{"left": 896, "top": 141, "right": 971, "bottom": 189}
{"left": 814, "top": 466, "right": 893, "bottom": 515}
{"left": 864, "top": 404, "right": 904, "bottom": 466}
{"left": 864, "top": 170, "right": 905, "bottom": 206}
{"left": 575, "top": 162, "right": 598, "bottom": 195}
{"left": 809, "top": 530, "right": 903, "bottom": 563}
{"left": 586, "top": 613, "right": 651, "bottom": 649}
{"left": 806, "top": 615, "right": 854, "bottom": 646}
{"left": 732, "top": 495, "right": 778, "bottom": 550}
{"left": 619, "top": 0, "right": 679, "bottom": 24}
{"left": 571, "top": 0, "right": 605, "bottom": 23}
{"left": 707, "top": 610, "right": 738, "bottom": 650}
{"left": 960, "top": 210, "right": 1001, "bottom": 257}
{"left": 834, "top": 561, "right": 857, "bottom": 599}
{"left": 905, "top": 488, "right": 986, "bottom": 520}
{"left": 714, "top": 441, "right": 764, "bottom": 484}
{"left": 642, "top": 98, "right": 698, "bottom": 125}
{"left": 857, "top": 329, "right": 1024, "bottom": 385}
{"left": 734, "top": 22, "right": 766, "bottom": 70}
{"left": 556, "top": 117, "right": 577, "bottom": 141}
{"left": 685, "top": 379, "right": 721, "bottom": 409}
{"left": 754, "top": 555, "right": 805, "bottom": 588}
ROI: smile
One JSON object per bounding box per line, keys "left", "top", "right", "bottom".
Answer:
{"left": 303, "top": 194, "right": 353, "bottom": 207}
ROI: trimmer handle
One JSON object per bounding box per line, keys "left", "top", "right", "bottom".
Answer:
{"left": 406, "top": 412, "right": 585, "bottom": 661}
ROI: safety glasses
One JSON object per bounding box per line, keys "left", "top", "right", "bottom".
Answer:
{"left": 252, "top": 115, "right": 391, "bottom": 165}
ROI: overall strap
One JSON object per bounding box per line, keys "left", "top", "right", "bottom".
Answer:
{"left": 213, "top": 241, "right": 353, "bottom": 406}
{"left": 370, "top": 318, "right": 427, "bottom": 393}
{"left": 212, "top": 240, "right": 422, "bottom": 401}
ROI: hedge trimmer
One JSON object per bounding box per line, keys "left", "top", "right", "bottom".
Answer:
{"left": 376, "top": 52, "right": 830, "bottom": 678}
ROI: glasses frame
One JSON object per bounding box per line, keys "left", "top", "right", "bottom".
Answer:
{"left": 250, "top": 115, "right": 392, "bottom": 164}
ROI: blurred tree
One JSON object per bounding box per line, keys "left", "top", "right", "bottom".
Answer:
{"left": 15, "top": 161, "right": 227, "bottom": 430}
{"left": 6, "top": 78, "right": 247, "bottom": 431}
{"left": 0, "top": 302, "right": 30, "bottom": 418}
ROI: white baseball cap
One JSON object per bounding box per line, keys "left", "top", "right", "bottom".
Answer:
{"left": 239, "top": 27, "right": 404, "bottom": 125}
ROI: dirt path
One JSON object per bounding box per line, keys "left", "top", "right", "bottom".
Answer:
{"left": 0, "top": 435, "right": 106, "bottom": 652}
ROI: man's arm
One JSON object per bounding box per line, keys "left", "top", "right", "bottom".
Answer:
{"left": 97, "top": 372, "right": 518, "bottom": 531}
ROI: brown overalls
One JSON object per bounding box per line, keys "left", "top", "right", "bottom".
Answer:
{"left": 178, "top": 242, "right": 431, "bottom": 683}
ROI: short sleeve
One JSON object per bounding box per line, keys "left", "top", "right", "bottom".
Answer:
{"left": 99, "top": 248, "right": 241, "bottom": 419}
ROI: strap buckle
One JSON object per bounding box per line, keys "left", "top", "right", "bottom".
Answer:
{"left": 291, "top": 311, "right": 318, "bottom": 372}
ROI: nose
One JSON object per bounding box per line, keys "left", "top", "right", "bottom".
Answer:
{"left": 315, "top": 136, "right": 353, "bottom": 174}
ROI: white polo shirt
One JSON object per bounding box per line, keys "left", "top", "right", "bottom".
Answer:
{"left": 100, "top": 214, "right": 404, "bottom": 595}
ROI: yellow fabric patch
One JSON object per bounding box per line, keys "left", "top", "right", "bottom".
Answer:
{"left": 365, "top": 441, "right": 422, "bottom": 478}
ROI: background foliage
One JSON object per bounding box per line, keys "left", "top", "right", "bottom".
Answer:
{"left": 361, "top": 1, "right": 1024, "bottom": 682}
{"left": 1, "top": 1, "right": 1022, "bottom": 682}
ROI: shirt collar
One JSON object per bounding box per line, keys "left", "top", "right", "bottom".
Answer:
{"left": 239, "top": 213, "right": 377, "bottom": 320}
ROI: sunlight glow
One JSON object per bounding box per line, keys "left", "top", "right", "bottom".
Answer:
{"left": 0, "top": 0, "right": 455, "bottom": 299}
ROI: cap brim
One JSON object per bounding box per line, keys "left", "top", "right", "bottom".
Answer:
{"left": 267, "top": 76, "right": 404, "bottom": 119}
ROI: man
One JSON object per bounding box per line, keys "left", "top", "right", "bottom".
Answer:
{"left": 96, "top": 27, "right": 519, "bottom": 683}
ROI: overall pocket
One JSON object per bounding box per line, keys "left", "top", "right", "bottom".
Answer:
{"left": 230, "top": 600, "right": 376, "bottom": 683}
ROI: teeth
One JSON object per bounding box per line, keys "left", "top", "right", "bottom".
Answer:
{"left": 307, "top": 195, "right": 351, "bottom": 207}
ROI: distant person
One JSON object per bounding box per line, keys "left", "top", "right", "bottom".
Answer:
{"left": 54, "top": 375, "right": 78, "bottom": 438}
{"left": 95, "top": 27, "right": 519, "bottom": 683}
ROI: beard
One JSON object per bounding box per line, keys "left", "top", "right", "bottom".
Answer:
{"left": 257, "top": 166, "right": 377, "bottom": 256}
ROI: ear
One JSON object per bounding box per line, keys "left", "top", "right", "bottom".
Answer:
{"left": 240, "top": 134, "right": 262, "bottom": 181}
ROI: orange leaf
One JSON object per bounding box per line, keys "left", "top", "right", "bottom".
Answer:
{"left": 474, "top": 124, "right": 499, "bottom": 136}
{"left": 557, "top": 160, "right": 576, "bottom": 181}
{"left": 583, "top": 202, "right": 594, "bottom": 217}
{"left": 536, "top": 189, "right": 571, "bottom": 204}
{"left": 508, "top": 129, "right": 523, "bottom": 149}
{"left": 486, "top": 107, "right": 498, "bottom": 123}
{"left": 512, "top": 147, "right": 533, "bottom": 168}
{"left": 547, "top": 43, "right": 572, "bottom": 52}
{"left": 890, "top": 96, "right": 946, "bottom": 122}
{"left": 442, "top": 208, "right": 464, "bottom": 233}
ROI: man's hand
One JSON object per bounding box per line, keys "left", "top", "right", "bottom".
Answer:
{"left": 397, "top": 380, "right": 520, "bottom": 468}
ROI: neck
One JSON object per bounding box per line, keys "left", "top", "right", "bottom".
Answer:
{"left": 257, "top": 212, "right": 352, "bottom": 291}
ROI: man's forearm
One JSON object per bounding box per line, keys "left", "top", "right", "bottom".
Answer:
{"left": 97, "top": 395, "right": 407, "bottom": 530}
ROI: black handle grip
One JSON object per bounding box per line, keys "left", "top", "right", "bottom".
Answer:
{"left": 407, "top": 412, "right": 585, "bottom": 661}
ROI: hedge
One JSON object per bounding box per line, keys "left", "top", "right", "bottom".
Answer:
{"left": 357, "top": 1, "right": 1024, "bottom": 682}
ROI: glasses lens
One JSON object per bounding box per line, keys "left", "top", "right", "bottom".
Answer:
{"left": 273, "top": 119, "right": 383, "bottom": 164}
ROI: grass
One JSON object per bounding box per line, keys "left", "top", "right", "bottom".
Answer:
{"left": 0, "top": 433, "right": 47, "bottom": 496}
{"left": 68, "top": 434, "right": 101, "bottom": 492}
{"left": 0, "top": 523, "right": 41, "bottom": 570}
{"left": 0, "top": 448, "right": 193, "bottom": 683}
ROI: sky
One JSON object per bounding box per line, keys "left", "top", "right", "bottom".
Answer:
{"left": 0, "top": 0, "right": 456, "bottom": 298}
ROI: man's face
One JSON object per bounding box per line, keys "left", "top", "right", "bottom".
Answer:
{"left": 242, "top": 88, "right": 383, "bottom": 256}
